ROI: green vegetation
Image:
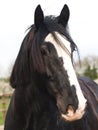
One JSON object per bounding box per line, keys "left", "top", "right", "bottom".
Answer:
{"left": 75, "top": 56, "right": 98, "bottom": 80}
{"left": 0, "top": 103, "right": 3, "bottom": 125}
{"left": 0, "top": 77, "right": 9, "bottom": 83}
{"left": 0, "top": 98, "right": 10, "bottom": 125}
{"left": 83, "top": 65, "right": 98, "bottom": 80}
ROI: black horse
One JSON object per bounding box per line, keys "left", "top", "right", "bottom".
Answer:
{"left": 4, "top": 4, "right": 98, "bottom": 130}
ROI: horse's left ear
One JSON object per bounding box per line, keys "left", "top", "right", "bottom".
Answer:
{"left": 34, "top": 5, "right": 44, "bottom": 30}
{"left": 58, "top": 4, "right": 70, "bottom": 27}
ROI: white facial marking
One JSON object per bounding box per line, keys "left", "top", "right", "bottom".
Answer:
{"left": 45, "top": 32, "right": 87, "bottom": 120}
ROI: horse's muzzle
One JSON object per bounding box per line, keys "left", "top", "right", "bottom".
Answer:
{"left": 61, "top": 103, "right": 87, "bottom": 122}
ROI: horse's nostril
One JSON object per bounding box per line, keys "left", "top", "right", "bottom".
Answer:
{"left": 66, "top": 105, "right": 75, "bottom": 115}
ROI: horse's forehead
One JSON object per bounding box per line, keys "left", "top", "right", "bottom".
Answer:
{"left": 44, "top": 32, "right": 71, "bottom": 57}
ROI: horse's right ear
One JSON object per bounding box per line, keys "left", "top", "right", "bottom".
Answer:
{"left": 34, "top": 5, "right": 44, "bottom": 30}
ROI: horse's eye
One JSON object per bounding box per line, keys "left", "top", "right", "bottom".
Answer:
{"left": 59, "top": 57, "right": 64, "bottom": 65}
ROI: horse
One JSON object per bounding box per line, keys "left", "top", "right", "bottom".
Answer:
{"left": 4, "top": 4, "right": 98, "bottom": 130}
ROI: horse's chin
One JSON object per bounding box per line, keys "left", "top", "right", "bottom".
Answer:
{"left": 61, "top": 105, "right": 85, "bottom": 122}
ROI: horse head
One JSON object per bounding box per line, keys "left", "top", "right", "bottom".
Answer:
{"left": 34, "top": 5, "right": 87, "bottom": 121}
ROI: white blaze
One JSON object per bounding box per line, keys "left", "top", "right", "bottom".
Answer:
{"left": 45, "top": 32, "right": 87, "bottom": 116}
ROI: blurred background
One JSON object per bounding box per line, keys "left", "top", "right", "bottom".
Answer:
{"left": 0, "top": 0, "right": 98, "bottom": 127}
{"left": 0, "top": 0, "right": 98, "bottom": 79}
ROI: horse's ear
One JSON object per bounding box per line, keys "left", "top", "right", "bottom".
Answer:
{"left": 34, "top": 5, "right": 44, "bottom": 29}
{"left": 58, "top": 4, "right": 70, "bottom": 27}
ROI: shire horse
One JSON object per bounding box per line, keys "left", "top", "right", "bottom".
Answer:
{"left": 4, "top": 4, "right": 98, "bottom": 130}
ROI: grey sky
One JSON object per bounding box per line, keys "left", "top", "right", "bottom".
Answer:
{"left": 0, "top": 0, "right": 98, "bottom": 77}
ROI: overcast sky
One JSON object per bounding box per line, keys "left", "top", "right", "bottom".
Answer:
{"left": 0, "top": 0, "right": 98, "bottom": 77}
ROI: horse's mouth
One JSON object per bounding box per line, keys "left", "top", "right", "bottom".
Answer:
{"left": 60, "top": 104, "right": 87, "bottom": 122}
